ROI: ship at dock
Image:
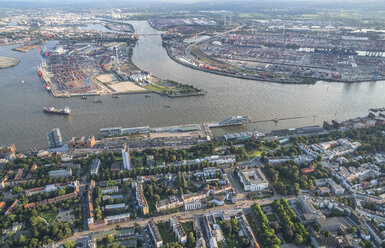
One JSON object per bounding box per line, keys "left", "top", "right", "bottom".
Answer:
{"left": 43, "top": 106, "right": 71, "bottom": 115}
{"left": 208, "top": 115, "right": 251, "bottom": 128}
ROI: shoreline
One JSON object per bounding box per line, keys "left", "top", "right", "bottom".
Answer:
{"left": 0, "top": 56, "right": 20, "bottom": 69}
{"left": 164, "top": 45, "right": 384, "bottom": 85}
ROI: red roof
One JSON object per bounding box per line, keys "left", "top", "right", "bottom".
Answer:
{"left": 301, "top": 168, "right": 314, "bottom": 174}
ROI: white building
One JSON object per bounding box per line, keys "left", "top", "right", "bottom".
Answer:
{"left": 122, "top": 144, "right": 131, "bottom": 170}
{"left": 46, "top": 128, "right": 63, "bottom": 148}
{"left": 105, "top": 213, "right": 130, "bottom": 224}
{"left": 326, "top": 178, "right": 345, "bottom": 195}
{"left": 184, "top": 200, "right": 202, "bottom": 211}
{"left": 238, "top": 168, "right": 269, "bottom": 191}
{"left": 48, "top": 169, "right": 72, "bottom": 178}
{"left": 90, "top": 159, "right": 100, "bottom": 175}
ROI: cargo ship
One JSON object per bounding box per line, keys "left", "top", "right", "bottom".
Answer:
{"left": 43, "top": 106, "right": 71, "bottom": 115}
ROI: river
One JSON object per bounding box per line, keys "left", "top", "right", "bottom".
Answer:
{"left": 0, "top": 20, "right": 384, "bottom": 151}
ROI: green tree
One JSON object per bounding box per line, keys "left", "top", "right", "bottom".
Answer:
{"left": 64, "top": 240, "right": 76, "bottom": 248}
{"left": 187, "top": 232, "right": 196, "bottom": 245}
{"left": 105, "top": 234, "right": 114, "bottom": 244}
{"left": 294, "top": 234, "right": 304, "bottom": 245}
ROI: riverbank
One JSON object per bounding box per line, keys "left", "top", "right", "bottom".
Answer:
{"left": 11, "top": 41, "right": 42, "bottom": 53}
{"left": 0, "top": 56, "right": 20, "bottom": 69}
{"left": 164, "top": 45, "right": 318, "bottom": 85}
{"left": 164, "top": 44, "right": 382, "bottom": 85}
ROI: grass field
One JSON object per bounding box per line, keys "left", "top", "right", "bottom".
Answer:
{"left": 157, "top": 222, "right": 177, "bottom": 244}
{"left": 41, "top": 211, "right": 58, "bottom": 223}
{"left": 145, "top": 84, "right": 167, "bottom": 94}
{"left": 248, "top": 150, "right": 263, "bottom": 158}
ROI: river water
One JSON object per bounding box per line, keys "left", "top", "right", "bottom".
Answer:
{"left": 0, "top": 20, "right": 384, "bottom": 151}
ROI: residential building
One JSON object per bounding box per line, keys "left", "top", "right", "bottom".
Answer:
{"left": 326, "top": 178, "right": 345, "bottom": 195}
{"left": 122, "top": 144, "right": 131, "bottom": 170}
{"left": 238, "top": 168, "right": 269, "bottom": 191}
{"left": 156, "top": 195, "right": 183, "bottom": 212}
{"left": 0, "top": 144, "right": 16, "bottom": 158}
{"left": 46, "top": 128, "right": 63, "bottom": 148}
{"left": 90, "top": 159, "right": 101, "bottom": 176}
{"left": 148, "top": 220, "right": 163, "bottom": 248}
{"left": 136, "top": 183, "right": 149, "bottom": 215}
{"left": 68, "top": 136, "right": 95, "bottom": 149}
{"left": 316, "top": 217, "right": 344, "bottom": 234}
{"left": 209, "top": 194, "right": 225, "bottom": 206}
{"left": 105, "top": 203, "right": 126, "bottom": 212}
{"left": 101, "top": 186, "right": 119, "bottom": 194}
{"left": 105, "top": 213, "right": 130, "bottom": 224}
{"left": 170, "top": 217, "right": 187, "bottom": 244}
{"left": 48, "top": 169, "right": 72, "bottom": 178}
{"left": 184, "top": 200, "right": 202, "bottom": 211}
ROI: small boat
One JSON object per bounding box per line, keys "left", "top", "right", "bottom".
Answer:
{"left": 145, "top": 94, "right": 151, "bottom": 98}
{"left": 112, "top": 95, "right": 120, "bottom": 98}
{"left": 94, "top": 99, "right": 102, "bottom": 103}
{"left": 21, "top": 80, "right": 24, "bottom": 84}
{"left": 81, "top": 95, "right": 87, "bottom": 100}
{"left": 164, "top": 105, "right": 171, "bottom": 108}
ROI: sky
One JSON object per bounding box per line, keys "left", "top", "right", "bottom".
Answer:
{"left": 1, "top": 0, "right": 384, "bottom": 10}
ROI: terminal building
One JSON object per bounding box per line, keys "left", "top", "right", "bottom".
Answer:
{"left": 100, "top": 126, "right": 150, "bottom": 137}
{"left": 238, "top": 168, "right": 269, "bottom": 191}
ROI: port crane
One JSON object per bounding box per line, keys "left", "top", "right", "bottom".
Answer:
{"left": 36, "top": 45, "right": 50, "bottom": 59}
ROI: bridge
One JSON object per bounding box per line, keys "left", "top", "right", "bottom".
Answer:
{"left": 135, "top": 33, "right": 160, "bottom": 36}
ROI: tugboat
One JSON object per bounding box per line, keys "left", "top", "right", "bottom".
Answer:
{"left": 43, "top": 106, "right": 71, "bottom": 115}
{"left": 112, "top": 94, "right": 120, "bottom": 98}
{"left": 81, "top": 95, "right": 87, "bottom": 100}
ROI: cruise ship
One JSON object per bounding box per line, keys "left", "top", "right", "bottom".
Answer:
{"left": 43, "top": 106, "right": 71, "bottom": 115}
{"left": 208, "top": 115, "right": 251, "bottom": 128}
